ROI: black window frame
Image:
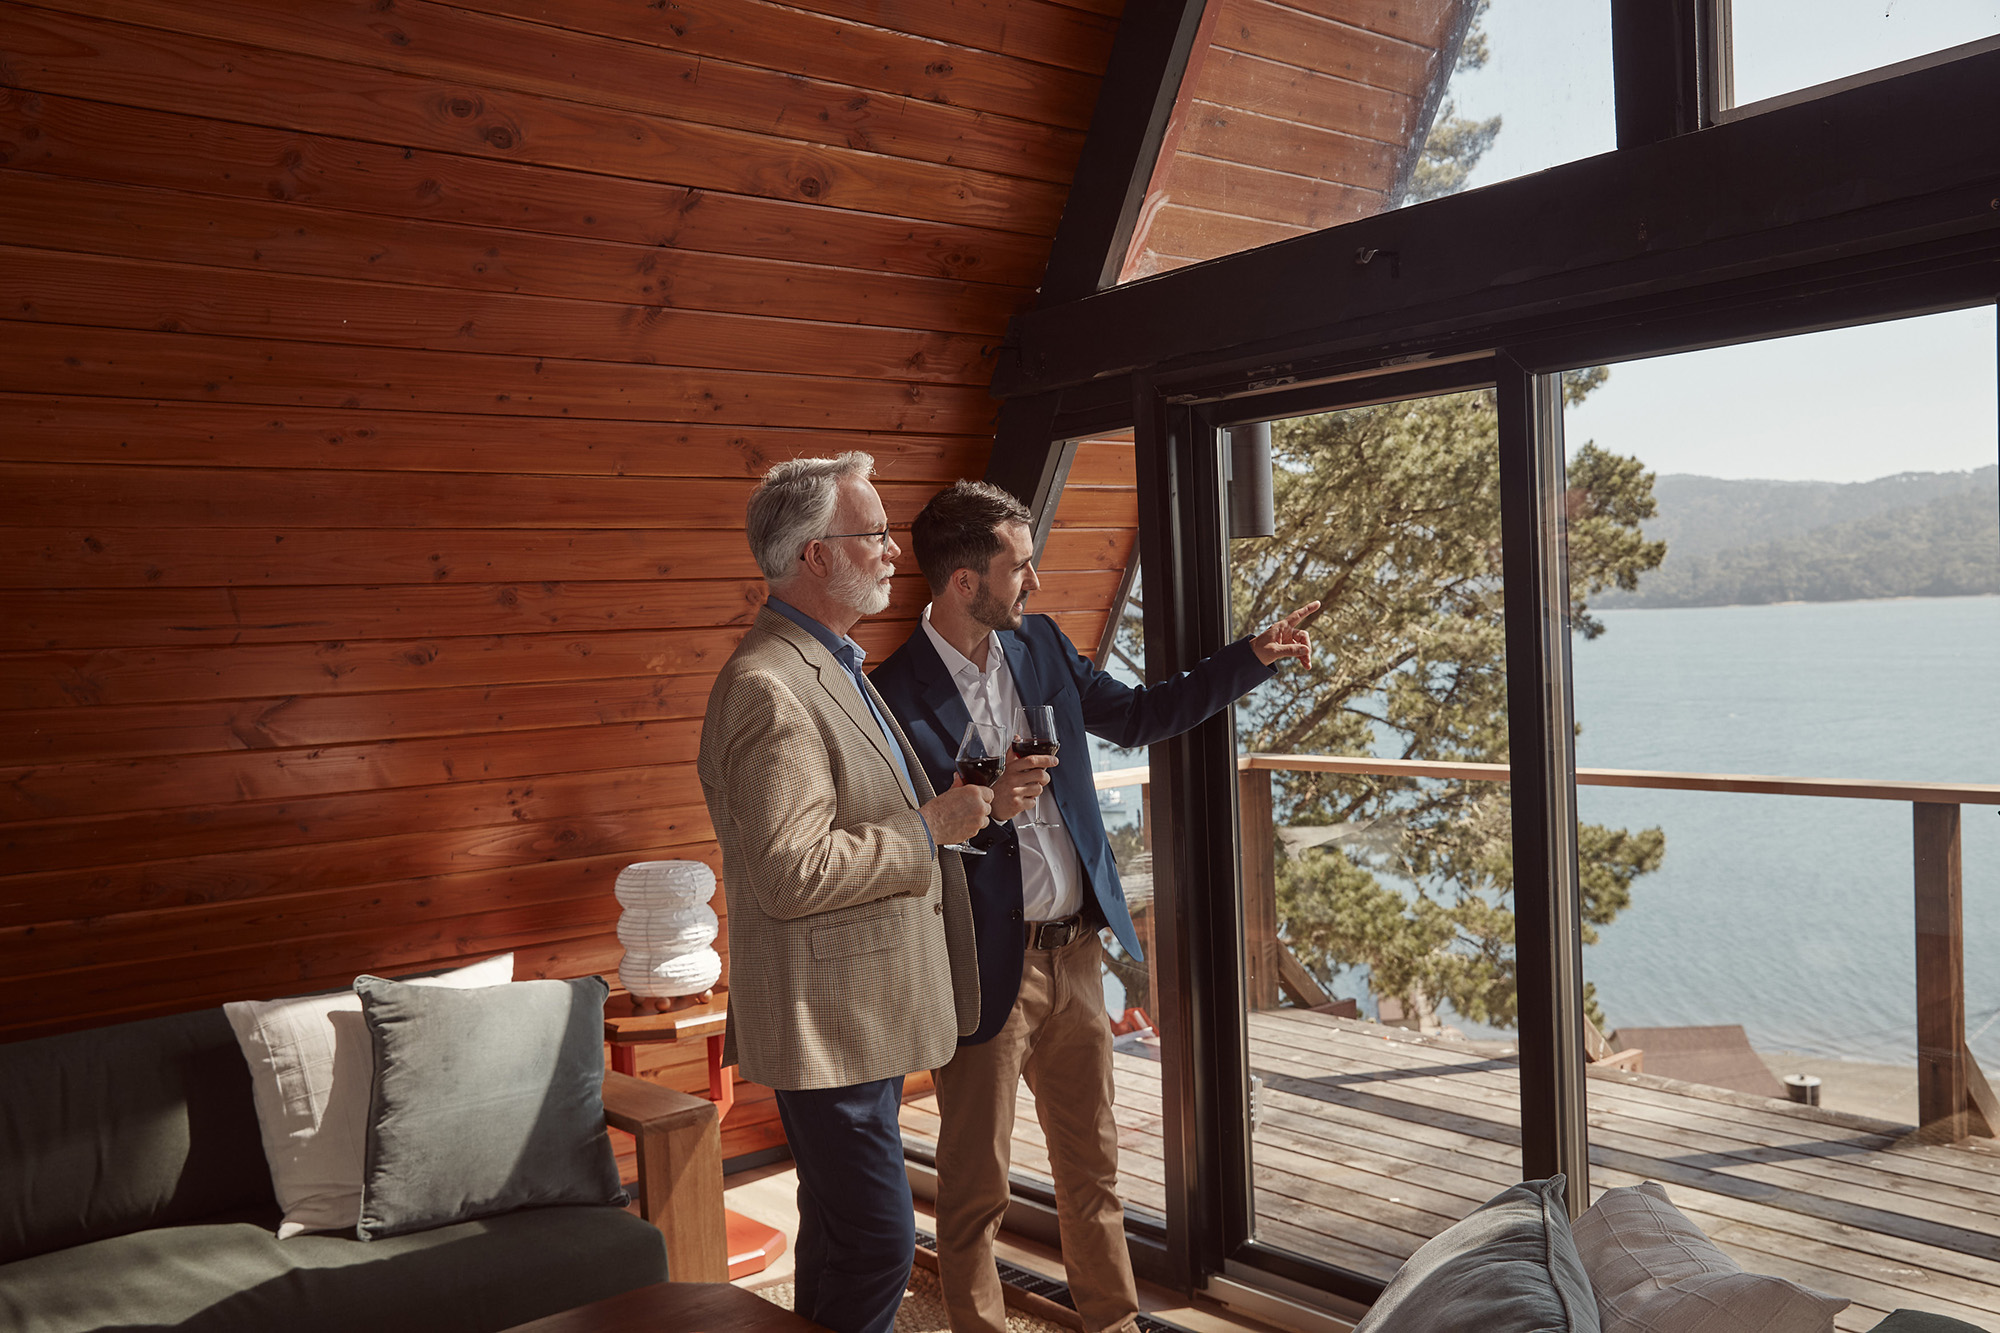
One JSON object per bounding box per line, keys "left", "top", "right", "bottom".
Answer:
{"left": 1114, "top": 291, "right": 2000, "bottom": 1308}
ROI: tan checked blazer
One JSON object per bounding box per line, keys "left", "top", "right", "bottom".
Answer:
{"left": 698, "top": 606, "right": 979, "bottom": 1091}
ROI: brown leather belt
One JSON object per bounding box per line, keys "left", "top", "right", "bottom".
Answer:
{"left": 1025, "top": 913, "right": 1085, "bottom": 951}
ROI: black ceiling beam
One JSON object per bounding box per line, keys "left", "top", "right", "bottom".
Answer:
{"left": 1032, "top": 0, "right": 1212, "bottom": 306}
{"left": 984, "top": 0, "right": 1211, "bottom": 541}
{"left": 1119, "top": 230, "right": 1999, "bottom": 412}
{"left": 994, "top": 48, "right": 2000, "bottom": 401}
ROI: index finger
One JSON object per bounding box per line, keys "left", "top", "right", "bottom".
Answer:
{"left": 1285, "top": 600, "right": 1324, "bottom": 629}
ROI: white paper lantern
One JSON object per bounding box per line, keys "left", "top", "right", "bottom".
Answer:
{"left": 616, "top": 908, "right": 717, "bottom": 953}
{"left": 615, "top": 860, "right": 722, "bottom": 1002}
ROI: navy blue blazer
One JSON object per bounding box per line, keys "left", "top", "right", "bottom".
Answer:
{"left": 870, "top": 613, "right": 1274, "bottom": 1046}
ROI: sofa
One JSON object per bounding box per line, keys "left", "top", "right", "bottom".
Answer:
{"left": 0, "top": 1003, "right": 727, "bottom": 1333}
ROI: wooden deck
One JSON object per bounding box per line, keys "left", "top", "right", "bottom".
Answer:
{"left": 902, "top": 1010, "right": 2000, "bottom": 1331}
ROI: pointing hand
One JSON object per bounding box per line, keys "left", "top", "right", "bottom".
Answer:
{"left": 1251, "top": 600, "right": 1321, "bottom": 668}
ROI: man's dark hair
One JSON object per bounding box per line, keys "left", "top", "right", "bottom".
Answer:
{"left": 910, "top": 480, "right": 1033, "bottom": 594}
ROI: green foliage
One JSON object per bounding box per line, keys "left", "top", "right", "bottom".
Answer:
{"left": 1455, "top": 0, "right": 1492, "bottom": 72}
{"left": 1566, "top": 443, "right": 1669, "bottom": 638}
{"left": 1228, "top": 382, "right": 1668, "bottom": 1031}
{"left": 1600, "top": 485, "right": 1999, "bottom": 609}
{"left": 1561, "top": 365, "right": 1609, "bottom": 406}
{"left": 1576, "top": 822, "right": 1665, "bottom": 946}
{"left": 1582, "top": 981, "right": 1607, "bottom": 1033}
{"left": 1625, "top": 466, "right": 1994, "bottom": 563}
{"left": 1106, "top": 821, "right": 1145, "bottom": 868}
{"left": 1406, "top": 107, "right": 1502, "bottom": 205}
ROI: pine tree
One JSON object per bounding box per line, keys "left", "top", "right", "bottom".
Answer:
{"left": 1225, "top": 379, "right": 1667, "bottom": 1030}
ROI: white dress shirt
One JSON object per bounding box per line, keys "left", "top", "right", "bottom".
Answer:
{"left": 920, "top": 606, "right": 1085, "bottom": 921}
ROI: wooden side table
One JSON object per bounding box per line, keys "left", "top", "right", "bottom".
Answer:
{"left": 604, "top": 992, "right": 787, "bottom": 1281}
{"left": 604, "top": 993, "right": 735, "bottom": 1116}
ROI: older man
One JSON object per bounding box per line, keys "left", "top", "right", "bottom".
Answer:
{"left": 697, "top": 453, "right": 992, "bottom": 1333}
{"left": 871, "top": 481, "right": 1316, "bottom": 1333}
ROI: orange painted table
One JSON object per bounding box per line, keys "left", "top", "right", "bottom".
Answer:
{"left": 604, "top": 993, "right": 735, "bottom": 1112}
{"left": 604, "top": 993, "right": 787, "bottom": 1281}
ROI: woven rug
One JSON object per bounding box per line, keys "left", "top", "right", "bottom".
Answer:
{"left": 749, "top": 1264, "right": 1069, "bottom": 1333}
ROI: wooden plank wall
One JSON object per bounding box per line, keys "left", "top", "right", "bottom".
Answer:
{"left": 0, "top": 0, "right": 1131, "bottom": 1158}
{"left": 1051, "top": 432, "right": 1139, "bottom": 655}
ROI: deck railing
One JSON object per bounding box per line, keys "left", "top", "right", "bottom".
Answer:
{"left": 1092, "top": 753, "right": 2000, "bottom": 1141}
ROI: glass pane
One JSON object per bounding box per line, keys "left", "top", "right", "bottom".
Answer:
{"left": 1090, "top": 555, "right": 1168, "bottom": 1231}
{"left": 1120, "top": 0, "right": 1614, "bottom": 281}
{"left": 1053, "top": 431, "right": 1174, "bottom": 1234}
{"left": 1225, "top": 389, "right": 1525, "bottom": 1283}
{"left": 1727, "top": 0, "right": 2000, "bottom": 110}
{"left": 1561, "top": 308, "right": 2000, "bottom": 1314}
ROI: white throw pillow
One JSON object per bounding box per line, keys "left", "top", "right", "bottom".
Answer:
{"left": 1574, "top": 1182, "right": 1848, "bottom": 1333}
{"left": 224, "top": 954, "right": 515, "bottom": 1238}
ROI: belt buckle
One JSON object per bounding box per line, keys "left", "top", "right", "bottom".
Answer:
{"left": 1030, "top": 915, "right": 1081, "bottom": 950}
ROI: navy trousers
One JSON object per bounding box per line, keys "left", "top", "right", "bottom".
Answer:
{"left": 773, "top": 1076, "right": 915, "bottom": 1333}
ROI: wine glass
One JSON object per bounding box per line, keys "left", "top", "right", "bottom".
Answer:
{"left": 940, "top": 720, "right": 1005, "bottom": 855}
{"left": 1012, "top": 705, "right": 1060, "bottom": 828}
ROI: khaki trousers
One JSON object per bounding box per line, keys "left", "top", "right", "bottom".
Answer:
{"left": 932, "top": 932, "right": 1140, "bottom": 1333}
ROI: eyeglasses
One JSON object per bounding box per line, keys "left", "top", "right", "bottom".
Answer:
{"left": 801, "top": 529, "right": 892, "bottom": 558}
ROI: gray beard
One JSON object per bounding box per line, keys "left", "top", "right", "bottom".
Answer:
{"left": 829, "top": 552, "right": 892, "bottom": 616}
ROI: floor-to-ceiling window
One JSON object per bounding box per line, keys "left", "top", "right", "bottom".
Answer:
{"left": 1556, "top": 308, "right": 2000, "bottom": 1327}
{"left": 1219, "top": 385, "right": 1535, "bottom": 1287}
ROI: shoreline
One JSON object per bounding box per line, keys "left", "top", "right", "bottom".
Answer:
{"left": 1598, "top": 591, "right": 2000, "bottom": 613}
{"left": 1755, "top": 1049, "right": 1915, "bottom": 1126}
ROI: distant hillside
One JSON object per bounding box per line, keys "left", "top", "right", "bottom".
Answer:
{"left": 1640, "top": 469, "right": 1997, "bottom": 560}
{"left": 1599, "top": 465, "right": 1999, "bottom": 608}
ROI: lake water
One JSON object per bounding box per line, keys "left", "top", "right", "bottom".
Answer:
{"left": 1095, "top": 596, "right": 2000, "bottom": 1070}
{"left": 1571, "top": 595, "right": 2000, "bottom": 1067}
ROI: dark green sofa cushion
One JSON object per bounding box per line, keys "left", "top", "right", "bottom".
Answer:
{"left": 1871, "top": 1314, "right": 1991, "bottom": 1333}
{"left": 0, "top": 1009, "right": 271, "bottom": 1265}
{"left": 0, "top": 1203, "right": 668, "bottom": 1333}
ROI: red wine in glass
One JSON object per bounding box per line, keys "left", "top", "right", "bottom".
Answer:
{"left": 1013, "top": 706, "right": 1059, "bottom": 827}
{"left": 942, "top": 720, "right": 1004, "bottom": 855}
{"left": 958, "top": 755, "right": 1006, "bottom": 786}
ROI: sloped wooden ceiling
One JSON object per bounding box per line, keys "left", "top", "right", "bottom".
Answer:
{"left": 1129, "top": 0, "right": 1464, "bottom": 275}
{"left": 0, "top": 0, "right": 1124, "bottom": 1157}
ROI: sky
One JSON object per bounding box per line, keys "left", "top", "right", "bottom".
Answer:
{"left": 1565, "top": 310, "right": 1999, "bottom": 483}
{"left": 1435, "top": 0, "right": 2000, "bottom": 483}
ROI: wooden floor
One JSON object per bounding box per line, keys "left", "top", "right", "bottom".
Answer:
{"left": 902, "top": 1010, "right": 2000, "bottom": 1332}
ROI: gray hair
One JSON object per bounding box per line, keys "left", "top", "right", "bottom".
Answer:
{"left": 746, "top": 451, "right": 877, "bottom": 583}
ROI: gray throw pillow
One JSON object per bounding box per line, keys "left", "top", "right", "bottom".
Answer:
{"left": 1354, "top": 1175, "right": 1600, "bottom": 1333}
{"left": 353, "top": 973, "right": 627, "bottom": 1240}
